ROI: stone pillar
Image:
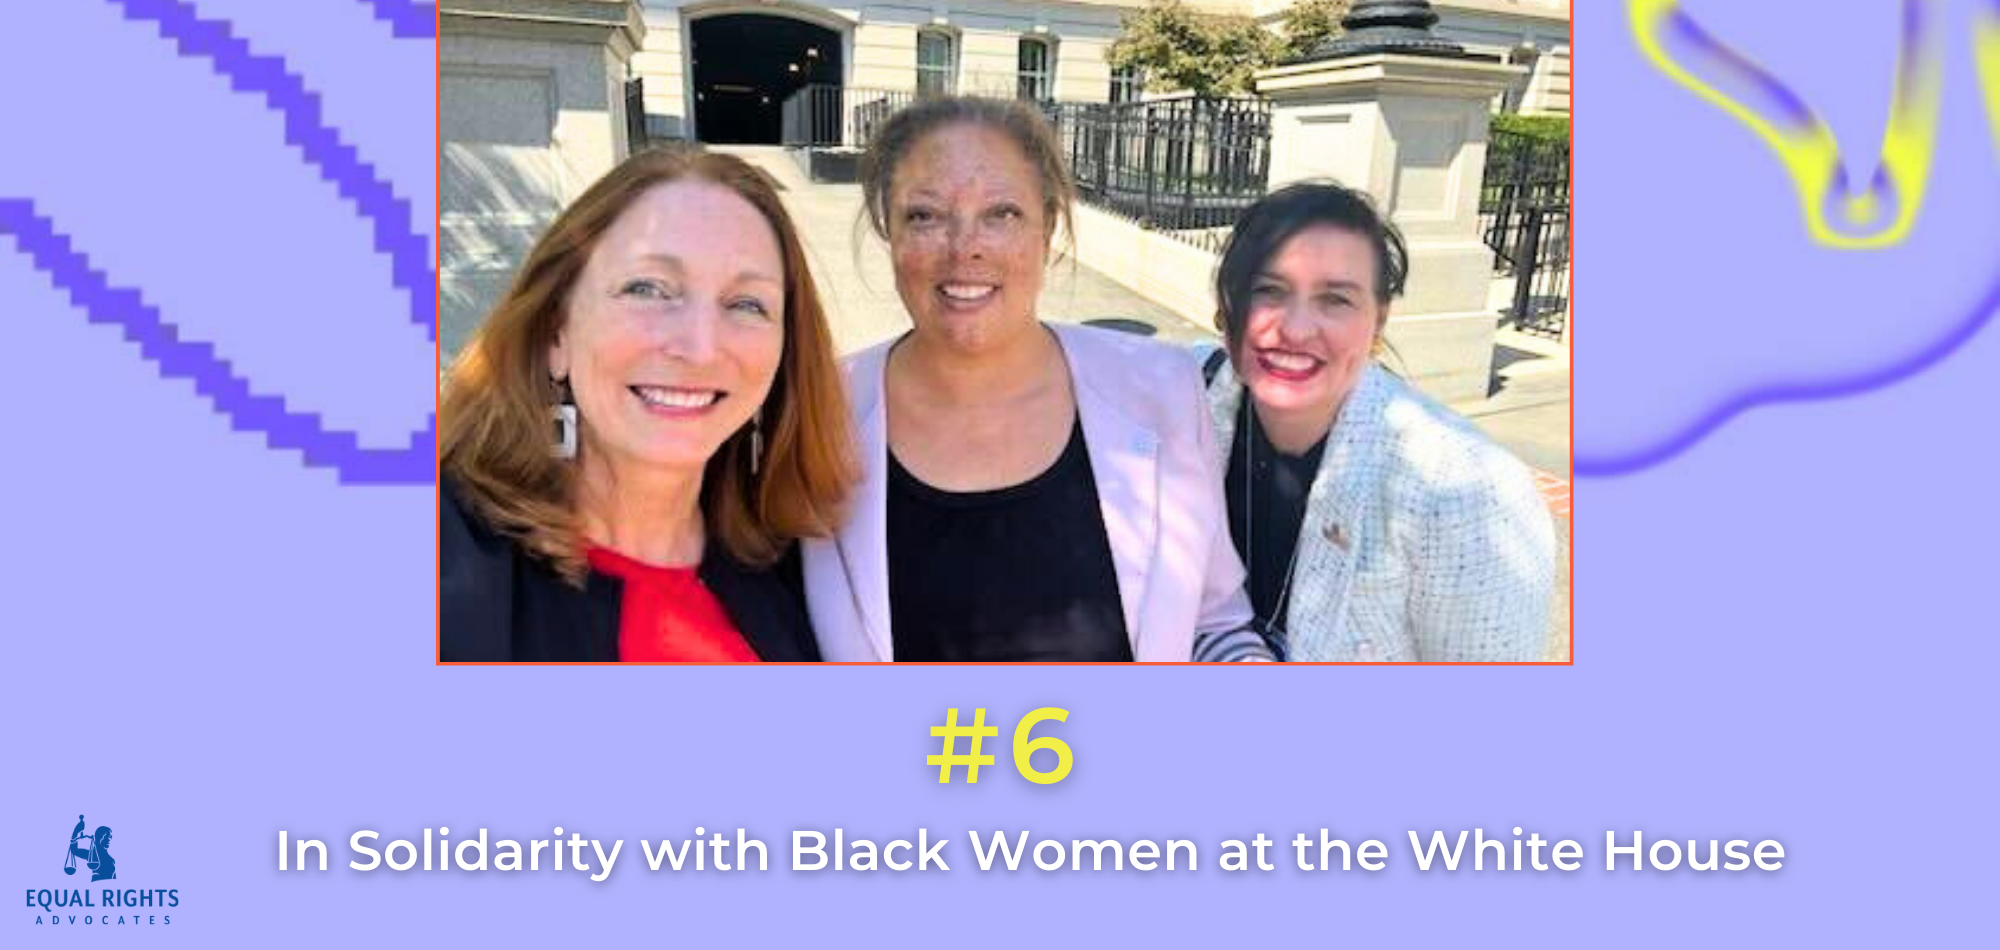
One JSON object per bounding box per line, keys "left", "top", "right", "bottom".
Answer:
{"left": 440, "top": 0, "right": 646, "bottom": 358}
{"left": 1254, "top": 1, "right": 1520, "bottom": 403}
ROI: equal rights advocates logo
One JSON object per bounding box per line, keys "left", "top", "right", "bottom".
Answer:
{"left": 24, "top": 814, "right": 178, "bottom": 928}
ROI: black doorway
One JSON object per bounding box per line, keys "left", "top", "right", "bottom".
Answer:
{"left": 691, "top": 15, "right": 842, "bottom": 144}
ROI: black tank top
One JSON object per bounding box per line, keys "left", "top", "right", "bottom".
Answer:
{"left": 886, "top": 417, "right": 1131, "bottom": 662}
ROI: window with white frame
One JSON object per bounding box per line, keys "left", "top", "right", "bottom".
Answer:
{"left": 917, "top": 29, "right": 955, "bottom": 97}
{"left": 1017, "top": 37, "right": 1053, "bottom": 102}
{"left": 1109, "top": 65, "right": 1144, "bottom": 104}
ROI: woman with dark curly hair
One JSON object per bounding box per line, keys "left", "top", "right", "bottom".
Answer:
{"left": 803, "top": 97, "right": 1266, "bottom": 662}
{"left": 1203, "top": 181, "right": 1556, "bottom": 661}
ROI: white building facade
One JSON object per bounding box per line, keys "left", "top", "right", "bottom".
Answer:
{"left": 631, "top": 0, "right": 1569, "bottom": 142}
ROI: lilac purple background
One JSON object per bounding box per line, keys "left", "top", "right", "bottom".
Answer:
{"left": 2, "top": 0, "right": 1995, "bottom": 945}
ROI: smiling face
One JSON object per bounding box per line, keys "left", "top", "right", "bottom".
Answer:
{"left": 548, "top": 179, "right": 786, "bottom": 480}
{"left": 1235, "top": 225, "right": 1386, "bottom": 421}
{"left": 886, "top": 123, "right": 1050, "bottom": 354}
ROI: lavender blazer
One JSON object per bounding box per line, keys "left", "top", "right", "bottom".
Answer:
{"left": 802, "top": 323, "right": 1256, "bottom": 661}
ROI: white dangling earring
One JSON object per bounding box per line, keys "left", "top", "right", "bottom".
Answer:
{"left": 551, "top": 377, "right": 578, "bottom": 460}
{"left": 749, "top": 408, "right": 763, "bottom": 476}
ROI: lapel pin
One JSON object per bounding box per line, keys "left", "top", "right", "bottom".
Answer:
{"left": 1323, "top": 522, "right": 1348, "bottom": 550}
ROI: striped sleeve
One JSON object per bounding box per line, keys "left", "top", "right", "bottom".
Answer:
{"left": 1192, "top": 626, "right": 1278, "bottom": 663}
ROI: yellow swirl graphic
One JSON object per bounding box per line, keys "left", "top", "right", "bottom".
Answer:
{"left": 1628, "top": 0, "right": 1946, "bottom": 249}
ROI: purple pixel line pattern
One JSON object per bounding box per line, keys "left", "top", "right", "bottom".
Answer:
{"left": 357, "top": 0, "right": 438, "bottom": 39}
{"left": 2, "top": 0, "right": 437, "bottom": 486}
{"left": 109, "top": 0, "right": 437, "bottom": 342}
{"left": 1, "top": 200, "right": 435, "bottom": 485}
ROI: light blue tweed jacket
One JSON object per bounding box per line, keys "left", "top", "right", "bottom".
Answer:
{"left": 1204, "top": 357, "right": 1557, "bottom": 662}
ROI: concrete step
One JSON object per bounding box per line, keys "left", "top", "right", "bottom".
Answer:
{"left": 707, "top": 144, "right": 813, "bottom": 192}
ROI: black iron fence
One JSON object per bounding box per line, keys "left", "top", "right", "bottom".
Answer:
{"left": 1043, "top": 97, "right": 1270, "bottom": 248}
{"left": 1481, "top": 128, "right": 1570, "bottom": 339}
{"left": 625, "top": 77, "right": 648, "bottom": 153}
{"left": 780, "top": 85, "right": 922, "bottom": 149}
{"left": 777, "top": 86, "right": 1272, "bottom": 251}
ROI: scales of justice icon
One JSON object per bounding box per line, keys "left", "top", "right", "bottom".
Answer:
{"left": 65, "top": 814, "right": 117, "bottom": 882}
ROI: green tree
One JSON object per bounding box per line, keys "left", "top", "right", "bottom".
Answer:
{"left": 1109, "top": 0, "right": 1355, "bottom": 95}
{"left": 1275, "top": 0, "right": 1352, "bottom": 62}
{"left": 1107, "top": 0, "right": 1276, "bottom": 97}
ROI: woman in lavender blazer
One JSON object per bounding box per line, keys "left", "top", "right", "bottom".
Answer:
{"left": 800, "top": 96, "right": 1263, "bottom": 662}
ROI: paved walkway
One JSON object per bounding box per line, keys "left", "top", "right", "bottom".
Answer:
{"left": 1456, "top": 325, "right": 1570, "bottom": 475}
{"left": 1457, "top": 327, "right": 1571, "bottom": 662}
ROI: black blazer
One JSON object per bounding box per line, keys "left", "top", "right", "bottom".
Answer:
{"left": 440, "top": 480, "right": 820, "bottom": 662}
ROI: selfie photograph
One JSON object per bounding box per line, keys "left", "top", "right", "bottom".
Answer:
{"left": 438, "top": 0, "right": 1572, "bottom": 663}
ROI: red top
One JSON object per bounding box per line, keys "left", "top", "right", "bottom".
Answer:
{"left": 586, "top": 546, "right": 760, "bottom": 663}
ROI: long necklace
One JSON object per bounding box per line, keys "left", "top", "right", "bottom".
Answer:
{"left": 1241, "top": 399, "right": 1304, "bottom": 654}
